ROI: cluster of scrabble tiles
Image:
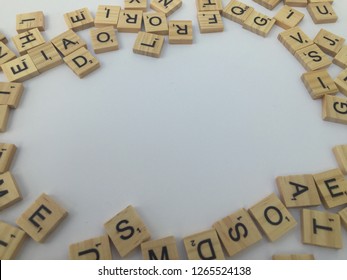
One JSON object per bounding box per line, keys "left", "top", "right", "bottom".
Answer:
{"left": 1, "top": 0, "right": 347, "bottom": 260}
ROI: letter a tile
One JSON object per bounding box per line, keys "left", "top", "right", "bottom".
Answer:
{"left": 69, "top": 235, "right": 112, "bottom": 260}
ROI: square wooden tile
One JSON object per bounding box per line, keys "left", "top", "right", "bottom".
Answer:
{"left": 313, "top": 169, "right": 347, "bottom": 208}
{"left": 308, "top": 0, "right": 334, "bottom": 3}
{"left": 339, "top": 207, "right": 347, "bottom": 230}
{"left": 301, "top": 69, "right": 338, "bottom": 99}
{"left": 198, "top": 11, "right": 224, "bottom": 34}
{"left": 314, "top": 29, "right": 345, "bottom": 57}
{"left": 248, "top": 193, "right": 297, "bottom": 242}
{"left": 242, "top": 11, "right": 276, "bottom": 37}
{"left": 117, "top": 10, "right": 143, "bottom": 33}
{"left": 0, "top": 32, "right": 7, "bottom": 44}
{"left": 335, "top": 69, "right": 347, "bottom": 96}
{"left": 294, "top": 44, "right": 332, "bottom": 71}
{"left": 0, "top": 42, "right": 17, "bottom": 70}
{"left": 16, "top": 193, "right": 68, "bottom": 243}
{"left": 143, "top": 12, "right": 168, "bottom": 35}
{"left": 169, "top": 20, "right": 193, "bottom": 44}
{"left": 333, "top": 145, "right": 347, "bottom": 175}
{"left": 104, "top": 205, "right": 151, "bottom": 257}
{"left": 51, "top": 29, "right": 87, "bottom": 57}
{"left": 333, "top": 45, "right": 347, "bottom": 69}
{"left": 90, "top": 27, "right": 119, "bottom": 54}
{"left": 0, "top": 82, "right": 23, "bottom": 109}
{"left": 284, "top": 0, "right": 308, "bottom": 7}
{"left": 183, "top": 229, "right": 225, "bottom": 260}
{"left": 133, "top": 32, "right": 165, "bottom": 58}
{"left": 150, "top": 0, "right": 182, "bottom": 17}
{"left": 274, "top": 5, "right": 304, "bottom": 30}
{"left": 16, "top": 11, "right": 45, "bottom": 33}
{"left": 12, "top": 28, "right": 45, "bottom": 55}
{"left": 323, "top": 95, "right": 347, "bottom": 125}
{"left": 0, "top": 221, "right": 26, "bottom": 260}
{"left": 0, "top": 143, "right": 16, "bottom": 174}
{"left": 0, "top": 172, "right": 22, "bottom": 211}
{"left": 213, "top": 208, "right": 262, "bottom": 257}
{"left": 307, "top": 3, "right": 337, "bottom": 24}
{"left": 63, "top": 47, "right": 100, "bottom": 78}
{"left": 301, "top": 208, "right": 342, "bottom": 249}
{"left": 272, "top": 254, "right": 315, "bottom": 260}
{"left": 27, "top": 42, "right": 63, "bottom": 73}
{"left": 125, "top": 0, "right": 148, "bottom": 11}
{"left": 141, "top": 236, "right": 180, "bottom": 260}
{"left": 94, "top": 5, "right": 121, "bottom": 28}
{"left": 196, "top": 0, "right": 223, "bottom": 12}
{"left": 2, "top": 54, "right": 40, "bottom": 82}
{"left": 69, "top": 235, "right": 112, "bottom": 260}
{"left": 222, "top": 0, "right": 254, "bottom": 25}
{"left": 276, "top": 174, "right": 321, "bottom": 207}
{"left": 278, "top": 26, "right": 313, "bottom": 55}
{"left": 0, "top": 105, "right": 10, "bottom": 132}
{"left": 64, "top": 7, "right": 94, "bottom": 32}
{"left": 253, "top": 0, "right": 281, "bottom": 10}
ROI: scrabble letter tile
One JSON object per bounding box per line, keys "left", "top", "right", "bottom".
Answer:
{"left": 104, "top": 205, "right": 150, "bottom": 257}
{"left": 272, "top": 254, "right": 314, "bottom": 260}
{"left": 276, "top": 174, "right": 321, "bottom": 207}
{"left": 51, "top": 30, "right": 87, "bottom": 57}
{"left": 0, "top": 172, "right": 22, "bottom": 211}
{"left": 307, "top": 3, "right": 337, "bottom": 24}
{"left": 0, "top": 32, "right": 7, "bottom": 44}
{"left": 16, "top": 193, "right": 68, "bottom": 243}
{"left": 183, "top": 229, "right": 225, "bottom": 260}
{"left": 16, "top": 11, "right": 45, "bottom": 33}
{"left": 133, "top": 32, "right": 165, "bottom": 58}
{"left": 0, "top": 221, "right": 26, "bottom": 260}
{"left": 323, "top": 95, "right": 347, "bottom": 125}
{"left": 197, "top": 11, "right": 224, "bottom": 34}
{"left": 196, "top": 0, "right": 223, "bottom": 12}
{"left": 169, "top": 20, "right": 193, "bottom": 44}
{"left": 12, "top": 28, "right": 45, "bottom": 55}
{"left": 125, "top": 0, "right": 148, "bottom": 11}
{"left": 141, "top": 236, "right": 180, "bottom": 260}
{"left": 253, "top": 0, "right": 281, "bottom": 10}
{"left": 0, "top": 42, "right": 17, "bottom": 70}
{"left": 69, "top": 235, "right": 112, "bottom": 260}
{"left": 2, "top": 54, "right": 40, "bottom": 82}
{"left": 222, "top": 1, "right": 254, "bottom": 25}
{"left": 278, "top": 26, "right": 313, "bottom": 55}
{"left": 90, "top": 27, "right": 119, "bottom": 54}
{"left": 301, "top": 208, "right": 342, "bottom": 249}
{"left": 284, "top": 0, "right": 308, "bottom": 7}
{"left": 213, "top": 208, "right": 262, "bottom": 257}
{"left": 274, "top": 5, "right": 304, "bottom": 30}
{"left": 117, "top": 10, "right": 143, "bottom": 33}
{"left": 242, "top": 11, "right": 276, "bottom": 37}
{"left": 339, "top": 207, "right": 347, "bottom": 230}
{"left": 0, "top": 105, "right": 10, "bottom": 132}
{"left": 294, "top": 44, "right": 332, "bottom": 71}
{"left": 150, "top": 0, "right": 182, "bottom": 17}
{"left": 333, "top": 145, "right": 347, "bottom": 174}
{"left": 335, "top": 69, "right": 347, "bottom": 96}
{"left": 64, "top": 8, "right": 94, "bottom": 32}
{"left": 314, "top": 29, "right": 345, "bottom": 57}
{"left": 333, "top": 46, "right": 347, "bottom": 69}
{"left": 0, "top": 82, "right": 23, "bottom": 109}
{"left": 143, "top": 12, "right": 168, "bottom": 35}
{"left": 0, "top": 143, "right": 16, "bottom": 174}
{"left": 248, "top": 193, "right": 297, "bottom": 242}
{"left": 94, "top": 5, "right": 121, "bottom": 28}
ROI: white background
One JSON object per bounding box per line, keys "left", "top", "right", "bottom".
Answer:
{"left": 1, "top": 0, "right": 347, "bottom": 260}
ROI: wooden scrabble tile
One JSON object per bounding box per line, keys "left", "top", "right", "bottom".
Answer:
{"left": 301, "top": 69, "right": 338, "bottom": 99}
{"left": 197, "top": 11, "right": 224, "bottom": 34}
{"left": 274, "top": 5, "right": 304, "bottom": 30}
{"left": 169, "top": 20, "right": 193, "bottom": 44}
{"left": 0, "top": 42, "right": 17, "bottom": 70}
{"left": 64, "top": 7, "right": 94, "bottom": 32}
{"left": 213, "top": 208, "right": 262, "bottom": 257}
{"left": 307, "top": 3, "right": 337, "bottom": 24}
{"left": 253, "top": 0, "right": 281, "bottom": 10}
{"left": 2, "top": 54, "right": 40, "bottom": 82}
{"left": 333, "top": 145, "right": 347, "bottom": 174}
{"left": 313, "top": 169, "right": 347, "bottom": 208}
{"left": 276, "top": 174, "right": 321, "bottom": 207}
{"left": 222, "top": 0, "right": 254, "bottom": 25}
{"left": 0, "top": 82, "right": 23, "bottom": 109}
{"left": 301, "top": 208, "right": 342, "bottom": 249}
{"left": 90, "top": 27, "right": 119, "bottom": 54}
{"left": 141, "top": 236, "right": 180, "bottom": 260}
{"left": 333, "top": 45, "right": 347, "bottom": 69}
{"left": 69, "top": 235, "right": 112, "bottom": 260}
{"left": 272, "top": 254, "right": 315, "bottom": 260}
{"left": 196, "top": 0, "right": 223, "bottom": 12}
{"left": 143, "top": 12, "right": 168, "bottom": 35}
{"left": 308, "top": 0, "right": 334, "bottom": 3}
{"left": 63, "top": 47, "right": 100, "bottom": 78}
{"left": 294, "top": 44, "right": 332, "bottom": 71}
{"left": 133, "top": 32, "right": 165, "bottom": 58}
{"left": 278, "top": 26, "right": 314, "bottom": 55}
{"left": 150, "top": 0, "right": 182, "bottom": 17}
{"left": 0, "top": 221, "right": 26, "bottom": 260}
{"left": 27, "top": 42, "right": 63, "bottom": 73}
{"left": 0, "top": 143, "right": 16, "bottom": 174}
{"left": 104, "top": 205, "right": 151, "bottom": 257}
{"left": 339, "top": 207, "right": 347, "bottom": 230}
{"left": 284, "top": 0, "right": 308, "bottom": 7}
{"left": 94, "top": 5, "right": 121, "bottom": 28}
{"left": 183, "top": 229, "right": 225, "bottom": 260}
{"left": 16, "top": 193, "right": 68, "bottom": 243}
{"left": 0, "top": 172, "right": 22, "bottom": 211}
{"left": 323, "top": 95, "right": 347, "bottom": 125}
{"left": 12, "top": 28, "right": 45, "bottom": 55}
{"left": 117, "top": 10, "right": 143, "bottom": 33}
{"left": 335, "top": 69, "right": 347, "bottom": 96}
{"left": 0, "top": 32, "right": 7, "bottom": 44}
{"left": 248, "top": 193, "right": 297, "bottom": 242}
{"left": 125, "top": 0, "right": 148, "bottom": 11}
{"left": 0, "top": 105, "right": 10, "bottom": 132}
{"left": 314, "top": 29, "right": 345, "bottom": 57}
{"left": 242, "top": 11, "right": 276, "bottom": 37}
{"left": 51, "top": 29, "right": 87, "bottom": 57}
{"left": 16, "top": 11, "right": 45, "bottom": 33}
